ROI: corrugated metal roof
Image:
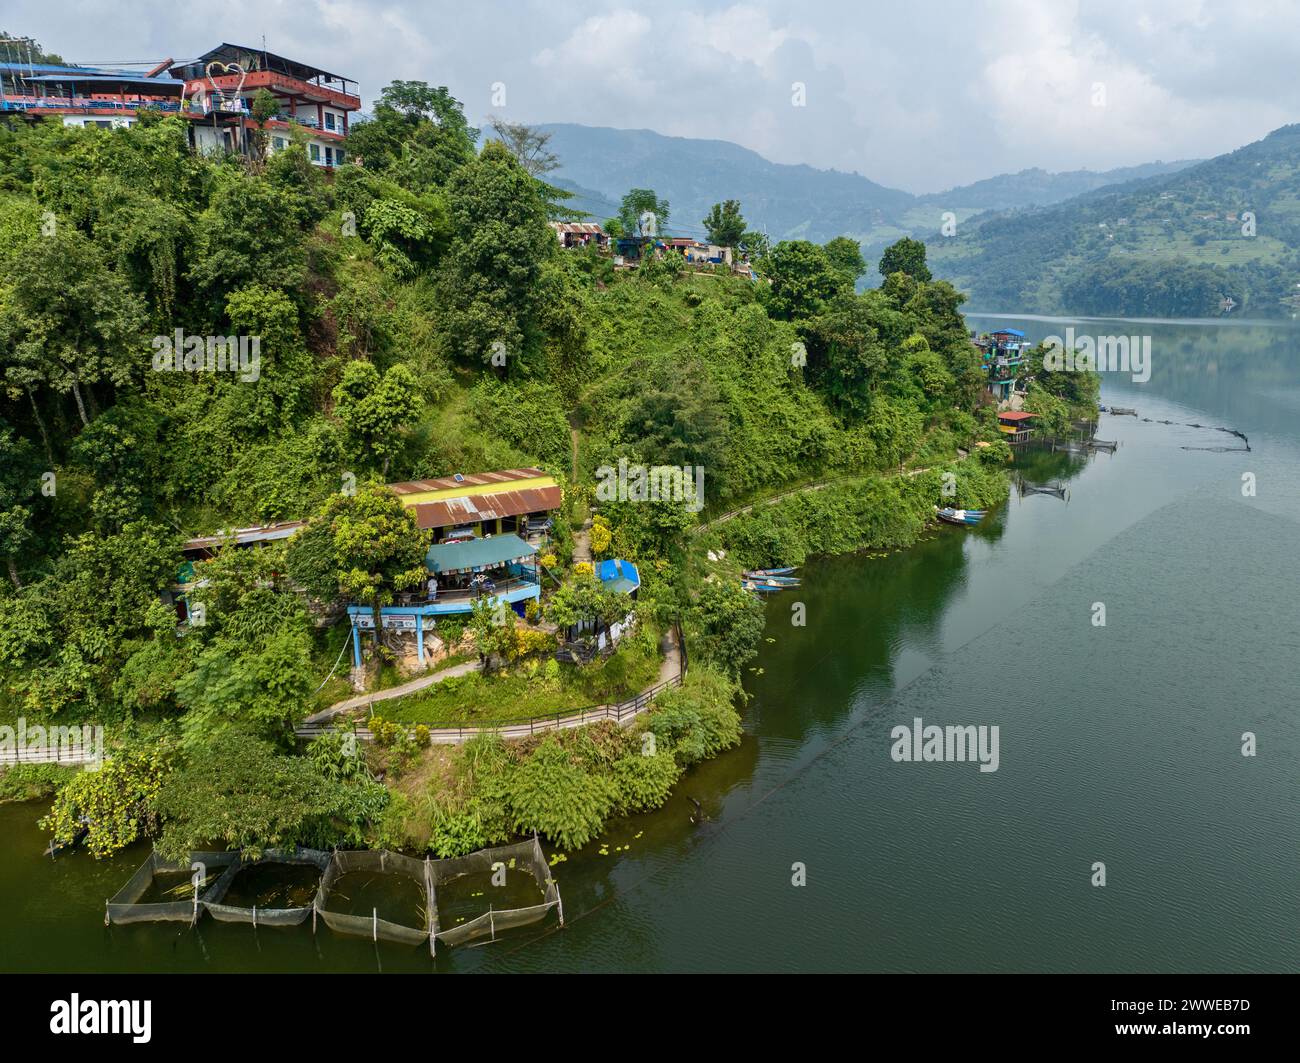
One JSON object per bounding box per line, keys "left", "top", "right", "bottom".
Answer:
{"left": 998, "top": 411, "right": 1037, "bottom": 421}
{"left": 388, "top": 468, "right": 549, "bottom": 496}
{"left": 425, "top": 533, "right": 537, "bottom": 574}
{"left": 550, "top": 222, "right": 606, "bottom": 235}
{"left": 413, "top": 486, "right": 562, "bottom": 529}
{"left": 182, "top": 521, "right": 305, "bottom": 552}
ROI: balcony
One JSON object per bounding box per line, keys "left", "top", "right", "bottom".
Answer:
{"left": 195, "top": 70, "right": 359, "bottom": 111}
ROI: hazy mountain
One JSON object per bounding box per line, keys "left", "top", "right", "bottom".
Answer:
{"left": 537, "top": 123, "right": 1198, "bottom": 246}
{"left": 538, "top": 123, "right": 914, "bottom": 242}
{"left": 926, "top": 124, "right": 1300, "bottom": 316}
{"left": 918, "top": 160, "right": 1199, "bottom": 212}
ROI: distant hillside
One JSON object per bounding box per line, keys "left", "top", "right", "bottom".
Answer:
{"left": 927, "top": 124, "right": 1300, "bottom": 317}
{"left": 536, "top": 123, "right": 1206, "bottom": 286}
{"left": 917, "top": 160, "right": 1199, "bottom": 212}
{"left": 539, "top": 123, "right": 914, "bottom": 244}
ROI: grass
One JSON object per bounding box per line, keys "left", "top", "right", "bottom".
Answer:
{"left": 380, "top": 634, "right": 663, "bottom": 726}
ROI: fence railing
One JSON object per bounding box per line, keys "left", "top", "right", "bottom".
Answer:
{"left": 0, "top": 744, "right": 99, "bottom": 766}
{"left": 297, "top": 623, "right": 688, "bottom": 744}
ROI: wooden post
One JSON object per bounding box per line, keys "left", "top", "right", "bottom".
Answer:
{"left": 372, "top": 907, "right": 378, "bottom": 942}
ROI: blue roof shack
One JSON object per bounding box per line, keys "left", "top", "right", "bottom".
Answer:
{"left": 596, "top": 558, "right": 640, "bottom": 597}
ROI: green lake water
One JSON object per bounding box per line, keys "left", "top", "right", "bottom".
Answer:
{"left": 2, "top": 315, "right": 1297, "bottom": 972}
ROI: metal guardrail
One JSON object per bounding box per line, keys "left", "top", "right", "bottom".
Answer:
{"left": 297, "top": 623, "right": 688, "bottom": 744}
{"left": 0, "top": 745, "right": 98, "bottom": 766}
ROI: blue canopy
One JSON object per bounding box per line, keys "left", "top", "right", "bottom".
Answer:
{"left": 991, "top": 327, "right": 1025, "bottom": 337}
{"left": 596, "top": 558, "right": 641, "bottom": 596}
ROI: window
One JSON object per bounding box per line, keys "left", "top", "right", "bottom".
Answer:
{"left": 309, "top": 143, "right": 321, "bottom": 162}
{"left": 324, "top": 111, "right": 336, "bottom": 131}
{"left": 336, "top": 149, "right": 346, "bottom": 165}
{"left": 272, "top": 136, "right": 286, "bottom": 150}
{"left": 324, "top": 147, "right": 334, "bottom": 166}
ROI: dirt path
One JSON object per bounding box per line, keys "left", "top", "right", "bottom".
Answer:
{"left": 694, "top": 452, "right": 968, "bottom": 534}
{"left": 303, "top": 657, "right": 483, "bottom": 725}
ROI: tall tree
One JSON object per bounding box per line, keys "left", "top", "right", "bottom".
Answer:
{"left": 615, "top": 189, "right": 670, "bottom": 237}
{"left": 488, "top": 117, "right": 559, "bottom": 177}
{"left": 332, "top": 360, "right": 421, "bottom": 475}
{"left": 439, "top": 141, "right": 555, "bottom": 363}
{"left": 4, "top": 226, "right": 144, "bottom": 427}
{"left": 345, "top": 81, "right": 477, "bottom": 190}
{"left": 824, "top": 236, "right": 867, "bottom": 283}
{"left": 763, "top": 240, "right": 851, "bottom": 321}
{"left": 702, "top": 199, "right": 746, "bottom": 246}
{"left": 878, "top": 237, "right": 932, "bottom": 283}
{"left": 286, "top": 484, "right": 430, "bottom": 652}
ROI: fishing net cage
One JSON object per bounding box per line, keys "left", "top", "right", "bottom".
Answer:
{"left": 430, "top": 835, "right": 562, "bottom": 948}
{"left": 312, "top": 849, "right": 437, "bottom": 950}
{"left": 202, "top": 848, "right": 331, "bottom": 927}
{"left": 105, "top": 850, "right": 237, "bottom": 926}
{"left": 103, "top": 839, "right": 562, "bottom": 954}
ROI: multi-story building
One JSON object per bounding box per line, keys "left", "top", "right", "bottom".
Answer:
{"left": 170, "top": 43, "right": 360, "bottom": 168}
{"left": 0, "top": 60, "right": 183, "bottom": 127}
{"left": 0, "top": 42, "right": 360, "bottom": 169}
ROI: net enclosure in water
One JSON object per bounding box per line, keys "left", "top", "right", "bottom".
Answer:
{"left": 105, "top": 837, "right": 562, "bottom": 955}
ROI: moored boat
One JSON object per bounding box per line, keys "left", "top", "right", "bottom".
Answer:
{"left": 936, "top": 507, "right": 986, "bottom": 526}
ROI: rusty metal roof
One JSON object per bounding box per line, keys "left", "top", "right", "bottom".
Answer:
{"left": 413, "top": 485, "right": 562, "bottom": 529}
{"left": 387, "top": 468, "right": 550, "bottom": 496}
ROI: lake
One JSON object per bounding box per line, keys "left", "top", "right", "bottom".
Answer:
{"left": 2, "top": 315, "right": 1297, "bottom": 973}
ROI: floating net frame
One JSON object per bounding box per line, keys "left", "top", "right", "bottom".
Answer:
{"left": 103, "top": 840, "right": 563, "bottom": 954}
{"left": 203, "top": 848, "right": 331, "bottom": 927}
{"left": 430, "top": 835, "right": 562, "bottom": 949}
{"left": 105, "top": 850, "right": 237, "bottom": 926}
{"left": 312, "top": 849, "right": 438, "bottom": 953}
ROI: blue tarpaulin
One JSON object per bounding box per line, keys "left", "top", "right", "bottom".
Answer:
{"left": 596, "top": 558, "right": 640, "bottom": 596}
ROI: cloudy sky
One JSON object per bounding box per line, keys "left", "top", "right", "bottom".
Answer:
{"left": 6, "top": 0, "right": 1296, "bottom": 192}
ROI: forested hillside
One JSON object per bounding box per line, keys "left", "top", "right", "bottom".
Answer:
{"left": 0, "top": 84, "right": 1034, "bottom": 857}
{"left": 928, "top": 124, "right": 1300, "bottom": 316}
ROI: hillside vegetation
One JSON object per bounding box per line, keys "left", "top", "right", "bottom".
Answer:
{"left": 0, "top": 85, "right": 1054, "bottom": 857}
{"left": 928, "top": 124, "right": 1300, "bottom": 316}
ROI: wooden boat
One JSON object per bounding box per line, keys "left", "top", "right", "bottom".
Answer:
{"left": 936, "top": 507, "right": 986, "bottom": 526}
{"left": 44, "top": 825, "right": 88, "bottom": 859}
{"left": 744, "top": 567, "right": 798, "bottom": 577}
{"left": 1084, "top": 438, "right": 1118, "bottom": 451}
{"left": 742, "top": 578, "right": 799, "bottom": 594}
{"left": 743, "top": 573, "right": 800, "bottom": 585}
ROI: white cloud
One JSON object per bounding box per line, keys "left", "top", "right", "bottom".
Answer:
{"left": 5, "top": 0, "right": 1296, "bottom": 190}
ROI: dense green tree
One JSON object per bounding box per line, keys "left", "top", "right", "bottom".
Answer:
{"left": 703, "top": 199, "right": 746, "bottom": 246}
{"left": 344, "top": 81, "right": 477, "bottom": 190}
{"left": 824, "top": 236, "right": 867, "bottom": 283}
{"left": 878, "top": 236, "right": 932, "bottom": 283}
{"left": 763, "top": 240, "right": 851, "bottom": 320}
{"left": 286, "top": 483, "right": 429, "bottom": 648}
{"left": 2, "top": 226, "right": 145, "bottom": 426}
{"left": 615, "top": 188, "right": 670, "bottom": 237}
{"left": 438, "top": 141, "right": 556, "bottom": 363}
{"left": 0, "top": 420, "right": 41, "bottom": 586}
{"left": 154, "top": 733, "right": 386, "bottom": 860}
{"left": 332, "top": 360, "right": 421, "bottom": 475}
